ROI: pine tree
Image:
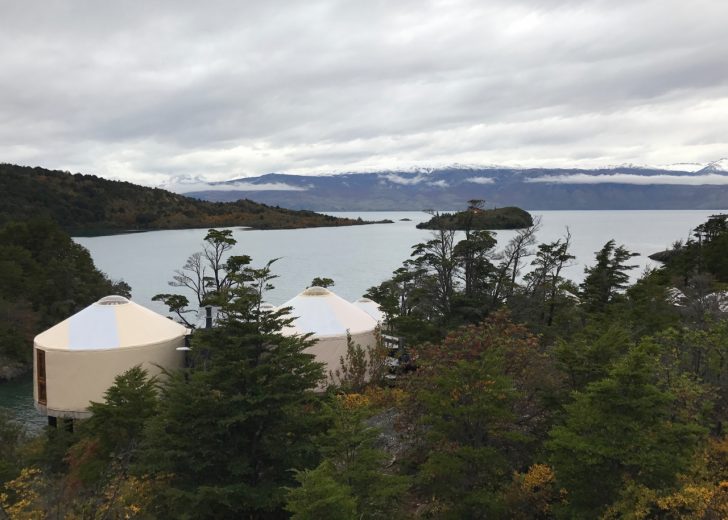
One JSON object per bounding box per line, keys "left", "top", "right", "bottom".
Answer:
{"left": 139, "top": 245, "right": 327, "bottom": 519}
{"left": 286, "top": 461, "right": 357, "bottom": 520}
{"left": 415, "top": 350, "right": 522, "bottom": 518}
{"left": 548, "top": 344, "right": 706, "bottom": 517}
{"left": 580, "top": 239, "right": 639, "bottom": 312}
{"left": 287, "top": 396, "right": 410, "bottom": 519}
{"left": 84, "top": 366, "right": 158, "bottom": 455}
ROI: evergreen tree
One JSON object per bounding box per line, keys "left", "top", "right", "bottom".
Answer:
{"left": 309, "top": 277, "right": 335, "bottom": 288}
{"left": 553, "top": 323, "right": 633, "bottom": 391}
{"left": 286, "top": 461, "right": 357, "bottom": 520}
{"left": 139, "top": 241, "right": 327, "bottom": 519}
{"left": 414, "top": 349, "right": 523, "bottom": 518}
{"left": 410, "top": 227, "right": 458, "bottom": 319}
{"left": 287, "top": 396, "right": 410, "bottom": 519}
{"left": 84, "top": 366, "right": 158, "bottom": 456}
{"left": 580, "top": 239, "right": 639, "bottom": 313}
{"left": 523, "top": 233, "right": 575, "bottom": 327}
{"left": 548, "top": 344, "right": 706, "bottom": 517}
{"left": 61, "top": 367, "right": 159, "bottom": 505}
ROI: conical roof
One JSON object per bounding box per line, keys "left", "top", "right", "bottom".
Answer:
{"left": 34, "top": 296, "right": 189, "bottom": 351}
{"left": 279, "top": 287, "right": 377, "bottom": 338}
{"left": 352, "top": 297, "right": 385, "bottom": 322}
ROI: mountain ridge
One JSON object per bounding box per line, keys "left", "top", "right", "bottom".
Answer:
{"left": 178, "top": 160, "right": 728, "bottom": 211}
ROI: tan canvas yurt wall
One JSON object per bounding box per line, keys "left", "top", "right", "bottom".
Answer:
{"left": 279, "top": 287, "right": 378, "bottom": 386}
{"left": 33, "top": 295, "right": 189, "bottom": 419}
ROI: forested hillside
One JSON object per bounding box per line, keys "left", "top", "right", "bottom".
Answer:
{"left": 3, "top": 216, "right": 728, "bottom": 518}
{"left": 0, "top": 164, "right": 371, "bottom": 234}
{"left": 0, "top": 219, "right": 129, "bottom": 379}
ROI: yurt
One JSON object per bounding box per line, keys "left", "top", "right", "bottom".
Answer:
{"left": 279, "top": 287, "right": 378, "bottom": 384}
{"left": 352, "top": 297, "right": 385, "bottom": 323}
{"left": 34, "top": 295, "right": 189, "bottom": 419}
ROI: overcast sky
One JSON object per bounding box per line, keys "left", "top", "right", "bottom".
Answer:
{"left": 2, "top": 0, "right": 727, "bottom": 184}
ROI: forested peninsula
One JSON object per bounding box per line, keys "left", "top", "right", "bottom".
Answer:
{"left": 0, "top": 164, "right": 377, "bottom": 235}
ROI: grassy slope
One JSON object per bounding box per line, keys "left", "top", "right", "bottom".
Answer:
{"left": 0, "top": 164, "right": 372, "bottom": 234}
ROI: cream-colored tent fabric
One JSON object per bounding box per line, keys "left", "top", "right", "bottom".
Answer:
{"left": 35, "top": 295, "right": 189, "bottom": 351}
{"left": 352, "top": 297, "right": 385, "bottom": 323}
{"left": 279, "top": 287, "right": 377, "bottom": 337}
{"left": 34, "top": 296, "right": 189, "bottom": 419}
{"left": 279, "top": 287, "right": 378, "bottom": 386}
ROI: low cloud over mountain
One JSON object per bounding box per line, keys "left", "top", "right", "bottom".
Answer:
{"left": 179, "top": 159, "right": 728, "bottom": 211}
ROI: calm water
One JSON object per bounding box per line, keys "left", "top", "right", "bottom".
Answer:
{"left": 0, "top": 209, "right": 720, "bottom": 430}
{"left": 75, "top": 210, "right": 720, "bottom": 312}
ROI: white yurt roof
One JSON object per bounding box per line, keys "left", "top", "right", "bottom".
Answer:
{"left": 279, "top": 287, "right": 377, "bottom": 338}
{"left": 34, "top": 296, "right": 189, "bottom": 351}
{"left": 352, "top": 297, "right": 385, "bottom": 322}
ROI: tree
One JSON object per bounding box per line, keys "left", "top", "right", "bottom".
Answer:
{"left": 287, "top": 395, "right": 410, "bottom": 520}
{"left": 309, "top": 277, "right": 335, "bottom": 289}
{"left": 410, "top": 226, "right": 458, "bottom": 319}
{"left": 154, "top": 229, "right": 253, "bottom": 326}
{"left": 415, "top": 350, "right": 520, "bottom": 517}
{"left": 139, "top": 246, "right": 327, "bottom": 518}
{"left": 331, "top": 330, "right": 388, "bottom": 392}
{"left": 405, "top": 316, "right": 550, "bottom": 517}
{"left": 286, "top": 461, "right": 358, "bottom": 520}
{"left": 452, "top": 200, "right": 496, "bottom": 301}
{"left": 365, "top": 262, "right": 440, "bottom": 344}
{"left": 453, "top": 230, "right": 496, "bottom": 301}
{"left": 84, "top": 366, "right": 158, "bottom": 456}
{"left": 548, "top": 344, "right": 706, "bottom": 517}
{"left": 491, "top": 218, "right": 540, "bottom": 304}
{"left": 580, "top": 239, "right": 639, "bottom": 313}
{"left": 553, "top": 323, "right": 633, "bottom": 391}
{"left": 412, "top": 312, "right": 562, "bottom": 463}
{"left": 524, "top": 231, "right": 575, "bottom": 326}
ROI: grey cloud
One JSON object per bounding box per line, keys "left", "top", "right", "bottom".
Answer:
{"left": 527, "top": 173, "right": 728, "bottom": 185}
{"left": 1, "top": 0, "right": 727, "bottom": 182}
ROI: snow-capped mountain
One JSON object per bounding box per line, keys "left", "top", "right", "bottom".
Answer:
{"left": 654, "top": 162, "right": 704, "bottom": 172}
{"left": 697, "top": 158, "right": 728, "bottom": 174}
{"left": 176, "top": 160, "right": 728, "bottom": 211}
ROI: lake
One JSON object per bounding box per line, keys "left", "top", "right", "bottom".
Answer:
{"left": 0, "top": 209, "right": 720, "bottom": 430}
{"left": 77, "top": 210, "right": 719, "bottom": 313}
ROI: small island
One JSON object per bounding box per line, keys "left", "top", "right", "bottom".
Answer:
{"left": 416, "top": 202, "right": 534, "bottom": 230}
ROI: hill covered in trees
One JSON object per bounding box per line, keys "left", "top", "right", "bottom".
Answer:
{"left": 0, "top": 164, "right": 375, "bottom": 235}
{"left": 0, "top": 219, "right": 129, "bottom": 379}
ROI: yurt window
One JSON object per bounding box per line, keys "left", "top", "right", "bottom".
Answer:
{"left": 36, "top": 349, "right": 47, "bottom": 405}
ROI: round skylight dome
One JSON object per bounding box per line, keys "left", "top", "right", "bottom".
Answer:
{"left": 97, "top": 295, "right": 130, "bottom": 305}
{"left": 301, "top": 286, "right": 330, "bottom": 296}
